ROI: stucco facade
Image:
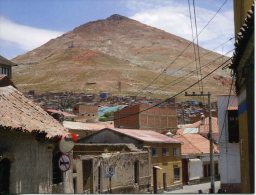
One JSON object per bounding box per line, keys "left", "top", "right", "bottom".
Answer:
{"left": 0, "top": 130, "right": 55, "bottom": 193}
{"left": 73, "top": 144, "right": 151, "bottom": 193}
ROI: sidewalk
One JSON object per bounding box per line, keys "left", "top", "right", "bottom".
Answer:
{"left": 164, "top": 181, "right": 220, "bottom": 194}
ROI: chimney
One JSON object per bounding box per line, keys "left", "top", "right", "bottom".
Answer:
{"left": 200, "top": 113, "right": 205, "bottom": 125}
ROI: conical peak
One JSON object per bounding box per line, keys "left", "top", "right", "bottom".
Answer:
{"left": 106, "top": 14, "right": 129, "bottom": 21}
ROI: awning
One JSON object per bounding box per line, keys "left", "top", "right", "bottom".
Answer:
{"left": 153, "top": 165, "right": 162, "bottom": 170}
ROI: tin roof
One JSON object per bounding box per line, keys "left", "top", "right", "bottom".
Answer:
{"left": 105, "top": 128, "right": 181, "bottom": 144}
{"left": 173, "top": 133, "right": 219, "bottom": 155}
{"left": 0, "top": 86, "right": 67, "bottom": 138}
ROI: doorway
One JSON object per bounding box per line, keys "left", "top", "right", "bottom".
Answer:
{"left": 0, "top": 158, "right": 11, "bottom": 194}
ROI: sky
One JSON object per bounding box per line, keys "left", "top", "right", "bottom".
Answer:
{"left": 0, "top": 0, "right": 234, "bottom": 59}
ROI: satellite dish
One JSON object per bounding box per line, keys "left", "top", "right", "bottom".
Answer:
{"left": 59, "top": 134, "right": 75, "bottom": 153}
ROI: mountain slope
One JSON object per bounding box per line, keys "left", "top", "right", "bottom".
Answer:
{"left": 12, "top": 14, "right": 231, "bottom": 98}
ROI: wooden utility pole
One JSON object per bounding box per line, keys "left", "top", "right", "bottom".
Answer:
{"left": 185, "top": 91, "right": 215, "bottom": 193}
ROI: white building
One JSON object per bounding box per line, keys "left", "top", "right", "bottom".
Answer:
{"left": 217, "top": 95, "right": 241, "bottom": 192}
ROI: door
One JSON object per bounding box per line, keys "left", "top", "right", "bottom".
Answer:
{"left": 0, "top": 158, "right": 11, "bottom": 194}
{"left": 163, "top": 173, "right": 167, "bottom": 190}
{"left": 153, "top": 167, "right": 157, "bottom": 194}
{"left": 182, "top": 159, "right": 189, "bottom": 184}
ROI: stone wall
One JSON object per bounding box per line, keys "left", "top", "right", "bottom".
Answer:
{"left": 74, "top": 151, "right": 151, "bottom": 193}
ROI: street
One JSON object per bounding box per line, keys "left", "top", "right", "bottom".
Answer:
{"left": 164, "top": 181, "right": 221, "bottom": 194}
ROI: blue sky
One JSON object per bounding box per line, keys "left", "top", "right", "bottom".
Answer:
{"left": 0, "top": 0, "right": 234, "bottom": 59}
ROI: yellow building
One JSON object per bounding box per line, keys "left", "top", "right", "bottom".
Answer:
{"left": 147, "top": 142, "right": 182, "bottom": 193}
{"left": 231, "top": 0, "right": 254, "bottom": 193}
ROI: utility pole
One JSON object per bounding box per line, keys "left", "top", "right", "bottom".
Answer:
{"left": 185, "top": 91, "right": 215, "bottom": 193}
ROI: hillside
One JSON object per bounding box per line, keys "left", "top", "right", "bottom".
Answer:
{"left": 12, "top": 14, "right": 231, "bottom": 99}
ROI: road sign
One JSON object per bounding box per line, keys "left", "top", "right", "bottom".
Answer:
{"left": 106, "top": 165, "right": 115, "bottom": 177}
{"left": 58, "top": 154, "right": 71, "bottom": 172}
{"left": 59, "top": 134, "right": 75, "bottom": 153}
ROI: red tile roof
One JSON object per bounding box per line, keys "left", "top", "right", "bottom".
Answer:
{"left": 173, "top": 133, "right": 219, "bottom": 155}
{"left": 0, "top": 86, "right": 67, "bottom": 138}
{"left": 106, "top": 128, "right": 181, "bottom": 143}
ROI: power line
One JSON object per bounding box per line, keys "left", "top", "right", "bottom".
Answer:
{"left": 192, "top": 0, "right": 204, "bottom": 102}
{"left": 150, "top": 48, "right": 234, "bottom": 93}
{"left": 114, "top": 57, "right": 231, "bottom": 121}
{"left": 188, "top": 0, "right": 201, "bottom": 93}
{"left": 134, "top": 0, "right": 228, "bottom": 98}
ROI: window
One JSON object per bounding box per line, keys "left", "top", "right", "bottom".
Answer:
{"left": 173, "top": 167, "right": 180, "bottom": 181}
{"left": 134, "top": 161, "right": 139, "bottom": 184}
{"left": 151, "top": 148, "right": 157, "bottom": 157}
{"left": 228, "top": 110, "right": 239, "bottom": 143}
{"left": 214, "top": 163, "right": 219, "bottom": 176}
{"left": 173, "top": 148, "right": 180, "bottom": 156}
{"left": 162, "top": 148, "right": 169, "bottom": 156}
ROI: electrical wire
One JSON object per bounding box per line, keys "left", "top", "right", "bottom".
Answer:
{"left": 188, "top": 0, "right": 201, "bottom": 93}
{"left": 152, "top": 48, "right": 234, "bottom": 93}
{"left": 134, "top": 0, "right": 228, "bottom": 98}
{"left": 114, "top": 57, "right": 231, "bottom": 122}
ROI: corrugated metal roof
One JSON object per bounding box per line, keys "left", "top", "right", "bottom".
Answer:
{"left": 183, "top": 128, "right": 199, "bottom": 134}
{"left": 0, "top": 86, "right": 67, "bottom": 138}
{"left": 107, "top": 128, "right": 181, "bottom": 143}
{"left": 173, "top": 133, "right": 219, "bottom": 155}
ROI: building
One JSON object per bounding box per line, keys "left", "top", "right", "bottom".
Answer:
{"left": 0, "top": 84, "right": 72, "bottom": 193}
{"left": 173, "top": 131, "right": 219, "bottom": 185}
{"left": 114, "top": 103, "right": 177, "bottom": 133}
{"left": 0, "top": 55, "right": 16, "bottom": 79}
{"left": 46, "top": 109, "right": 77, "bottom": 122}
{"left": 73, "top": 103, "right": 98, "bottom": 122}
{"left": 72, "top": 144, "right": 151, "bottom": 193}
{"left": 217, "top": 95, "right": 240, "bottom": 192}
{"left": 79, "top": 127, "right": 183, "bottom": 192}
{"left": 230, "top": 1, "right": 254, "bottom": 193}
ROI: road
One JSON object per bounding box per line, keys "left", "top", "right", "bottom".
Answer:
{"left": 164, "top": 181, "right": 221, "bottom": 194}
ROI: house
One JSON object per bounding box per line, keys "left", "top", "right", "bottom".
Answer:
{"left": 0, "top": 55, "right": 16, "bottom": 79}
{"left": 217, "top": 95, "right": 241, "bottom": 192}
{"left": 229, "top": 1, "right": 254, "bottom": 193}
{"left": 173, "top": 128, "right": 219, "bottom": 185}
{"left": 79, "top": 127, "right": 183, "bottom": 192}
{"left": 72, "top": 143, "right": 151, "bottom": 193}
{"left": 73, "top": 103, "right": 98, "bottom": 122}
{"left": 113, "top": 103, "right": 177, "bottom": 133}
{"left": 0, "top": 84, "right": 73, "bottom": 193}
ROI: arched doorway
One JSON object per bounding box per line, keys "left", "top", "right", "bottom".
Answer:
{"left": 0, "top": 158, "right": 11, "bottom": 194}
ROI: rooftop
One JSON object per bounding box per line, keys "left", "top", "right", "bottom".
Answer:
{"left": 63, "top": 120, "right": 114, "bottom": 131}
{"left": 0, "top": 55, "right": 16, "bottom": 66}
{"left": 0, "top": 85, "right": 67, "bottom": 138}
{"left": 105, "top": 127, "right": 181, "bottom": 144}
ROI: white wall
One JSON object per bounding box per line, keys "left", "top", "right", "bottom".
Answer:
{"left": 189, "top": 159, "right": 203, "bottom": 180}
{"left": 217, "top": 95, "right": 241, "bottom": 184}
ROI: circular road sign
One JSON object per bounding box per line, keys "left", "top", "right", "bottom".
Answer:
{"left": 58, "top": 154, "right": 71, "bottom": 172}
{"left": 59, "top": 134, "right": 75, "bottom": 153}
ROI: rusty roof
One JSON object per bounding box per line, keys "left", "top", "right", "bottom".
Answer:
{"left": 0, "top": 55, "right": 16, "bottom": 66}
{"left": 0, "top": 86, "right": 67, "bottom": 138}
{"left": 173, "top": 133, "right": 219, "bottom": 155}
{"left": 104, "top": 127, "right": 181, "bottom": 144}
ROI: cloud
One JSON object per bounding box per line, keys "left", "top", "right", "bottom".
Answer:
{"left": 128, "top": 0, "right": 234, "bottom": 56}
{"left": 0, "top": 17, "right": 63, "bottom": 51}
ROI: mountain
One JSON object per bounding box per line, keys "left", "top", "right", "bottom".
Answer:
{"left": 12, "top": 14, "right": 231, "bottom": 99}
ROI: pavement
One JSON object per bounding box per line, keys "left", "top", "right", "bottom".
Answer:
{"left": 164, "top": 181, "right": 221, "bottom": 194}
